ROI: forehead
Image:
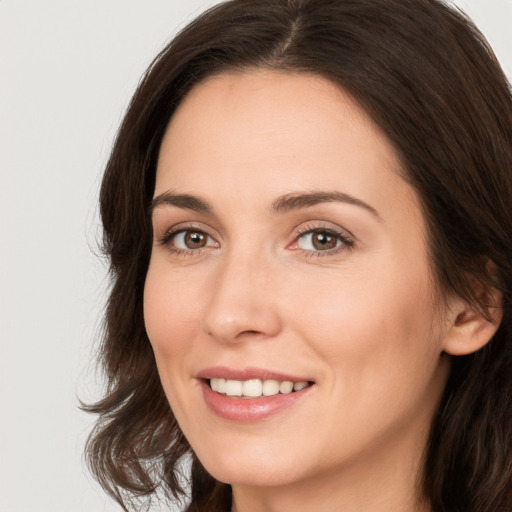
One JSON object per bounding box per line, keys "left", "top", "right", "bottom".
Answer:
{"left": 155, "top": 70, "right": 418, "bottom": 221}
{"left": 159, "top": 70, "right": 386, "bottom": 166}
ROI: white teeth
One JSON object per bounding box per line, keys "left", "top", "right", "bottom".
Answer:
{"left": 225, "top": 379, "right": 243, "bottom": 396}
{"left": 243, "top": 379, "right": 263, "bottom": 397}
{"left": 279, "top": 381, "right": 294, "bottom": 394}
{"left": 293, "top": 381, "right": 308, "bottom": 391}
{"left": 263, "top": 379, "right": 280, "bottom": 396}
{"left": 217, "top": 378, "right": 226, "bottom": 394}
{"left": 209, "top": 378, "right": 310, "bottom": 398}
{"left": 210, "top": 378, "right": 226, "bottom": 393}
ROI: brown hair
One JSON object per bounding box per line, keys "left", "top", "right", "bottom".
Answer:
{"left": 83, "top": 1, "right": 512, "bottom": 511}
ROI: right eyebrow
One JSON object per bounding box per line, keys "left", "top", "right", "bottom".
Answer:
{"left": 149, "top": 191, "right": 213, "bottom": 214}
{"left": 270, "top": 190, "right": 381, "bottom": 221}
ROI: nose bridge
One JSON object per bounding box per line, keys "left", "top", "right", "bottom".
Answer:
{"left": 202, "top": 242, "right": 281, "bottom": 343}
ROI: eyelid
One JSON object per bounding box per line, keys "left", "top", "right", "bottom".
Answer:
{"left": 155, "top": 220, "right": 354, "bottom": 257}
{"left": 288, "top": 222, "right": 355, "bottom": 254}
{"left": 172, "top": 230, "right": 217, "bottom": 250}
{"left": 156, "top": 222, "right": 220, "bottom": 249}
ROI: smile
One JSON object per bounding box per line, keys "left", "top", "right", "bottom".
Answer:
{"left": 198, "top": 368, "right": 316, "bottom": 421}
{"left": 209, "top": 378, "right": 310, "bottom": 398}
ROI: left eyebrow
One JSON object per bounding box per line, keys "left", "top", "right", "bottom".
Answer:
{"left": 149, "top": 191, "right": 213, "bottom": 214}
{"left": 270, "top": 191, "right": 381, "bottom": 220}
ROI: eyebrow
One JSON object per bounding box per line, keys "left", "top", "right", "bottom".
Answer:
{"left": 150, "top": 191, "right": 213, "bottom": 214}
{"left": 150, "top": 190, "right": 380, "bottom": 220}
{"left": 270, "top": 191, "right": 381, "bottom": 220}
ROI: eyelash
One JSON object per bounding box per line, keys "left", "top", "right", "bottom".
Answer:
{"left": 291, "top": 224, "right": 354, "bottom": 258}
{"left": 157, "top": 223, "right": 355, "bottom": 258}
{"left": 157, "top": 224, "right": 215, "bottom": 258}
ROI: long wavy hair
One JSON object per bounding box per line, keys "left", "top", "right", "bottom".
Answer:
{"left": 83, "top": 1, "right": 512, "bottom": 511}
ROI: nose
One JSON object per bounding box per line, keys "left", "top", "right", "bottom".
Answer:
{"left": 202, "top": 251, "right": 282, "bottom": 344}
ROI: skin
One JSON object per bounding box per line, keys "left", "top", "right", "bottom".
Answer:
{"left": 143, "top": 70, "right": 497, "bottom": 512}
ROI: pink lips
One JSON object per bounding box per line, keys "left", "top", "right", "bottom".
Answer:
{"left": 197, "top": 366, "right": 314, "bottom": 422}
{"left": 197, "top": 366, "right": 312, "bottom": 382}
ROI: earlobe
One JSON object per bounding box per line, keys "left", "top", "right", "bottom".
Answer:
{"left": 442, "top": 287, "right": 503, "bottom": 356}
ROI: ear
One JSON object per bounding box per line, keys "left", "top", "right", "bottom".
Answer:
{"left": 442, "top": 282, "right": 503, "bottom": 356}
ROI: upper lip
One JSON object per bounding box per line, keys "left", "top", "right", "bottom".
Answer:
{"left": 196, "top": 366, "right": 313, "bottom": 383}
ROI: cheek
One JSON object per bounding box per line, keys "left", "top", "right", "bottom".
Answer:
{"left": 288, "top": 268, "right": 444, "bottom": 453}
{"left": 287, "top": 258, "right": 441, "bottom": 391}
{"left": 143, "top": 262, "right": 205, "bottom": 362}
{"left": 295, "top": 265, "right": 433, "bottom": 342}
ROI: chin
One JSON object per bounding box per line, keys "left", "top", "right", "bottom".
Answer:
{"left": 194, "top": 442, "right": 307, "bottom": 488}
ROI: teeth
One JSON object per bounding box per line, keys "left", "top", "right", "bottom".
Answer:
{"left": 279, "top": 381, "right": 293, "bottom": 394}
{"left": 263, "top": 379, "right": 280, "bottom": 396}
{"left": 209, "top": 378, "right": 310, "bottom": 398}
{"left": 210, "top": 378, "right": 226, "bottom": 394}
{"left": 225, "top": 379, "right": 243, "bottom": 396}
{"left": 243, "top": 379, "right": 263, "bottom": 397}
{"left": 293, "top": 381, "right": 308, "bottom": 391}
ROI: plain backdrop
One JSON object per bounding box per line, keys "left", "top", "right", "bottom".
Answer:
{"left": 1, "top": 1, "right": 511, "bottom": 511}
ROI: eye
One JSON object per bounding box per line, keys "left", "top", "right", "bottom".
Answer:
{"left": 296, "top": 228, "right": 349, "bottom": 252}
{"left": 166, "top": 229, "right": 217, "bottom": 250}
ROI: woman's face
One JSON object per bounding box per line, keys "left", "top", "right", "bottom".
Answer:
{"left": 144, "top": 71, "right": 451, "bottom": 495}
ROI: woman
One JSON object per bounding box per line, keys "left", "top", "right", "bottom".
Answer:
{"left": 84, "top": 0, "right": 512, "bottom": 511}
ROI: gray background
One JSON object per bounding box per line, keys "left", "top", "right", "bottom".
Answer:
{"left": 1, "top": 1, "right": 511, "bottom": 511}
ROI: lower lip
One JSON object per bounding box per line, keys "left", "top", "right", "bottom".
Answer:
{"left": 200, "top": 380, "right": 314, "bottom": 422}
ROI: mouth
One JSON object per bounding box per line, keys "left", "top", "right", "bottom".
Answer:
{"left": 197, "top": 367, "right": 315, "bottom": 421}
{"left": 207, "top": 378, "right": 312, "bottom": 398}
{"left": 197, "top": 369, "right": 315, "bottom": 421}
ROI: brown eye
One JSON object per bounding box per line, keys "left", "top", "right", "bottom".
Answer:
{"left": 170, "top": 230, "right": 216, "bottom": 250}
{"left": 312, "top": 231, "right": 337, "bottom": 250}
{"left": 297, "top": 229, "right": 343, "bottom": 251}
{"left": 184, "top": 231, "right": 207, "bottom": 248}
